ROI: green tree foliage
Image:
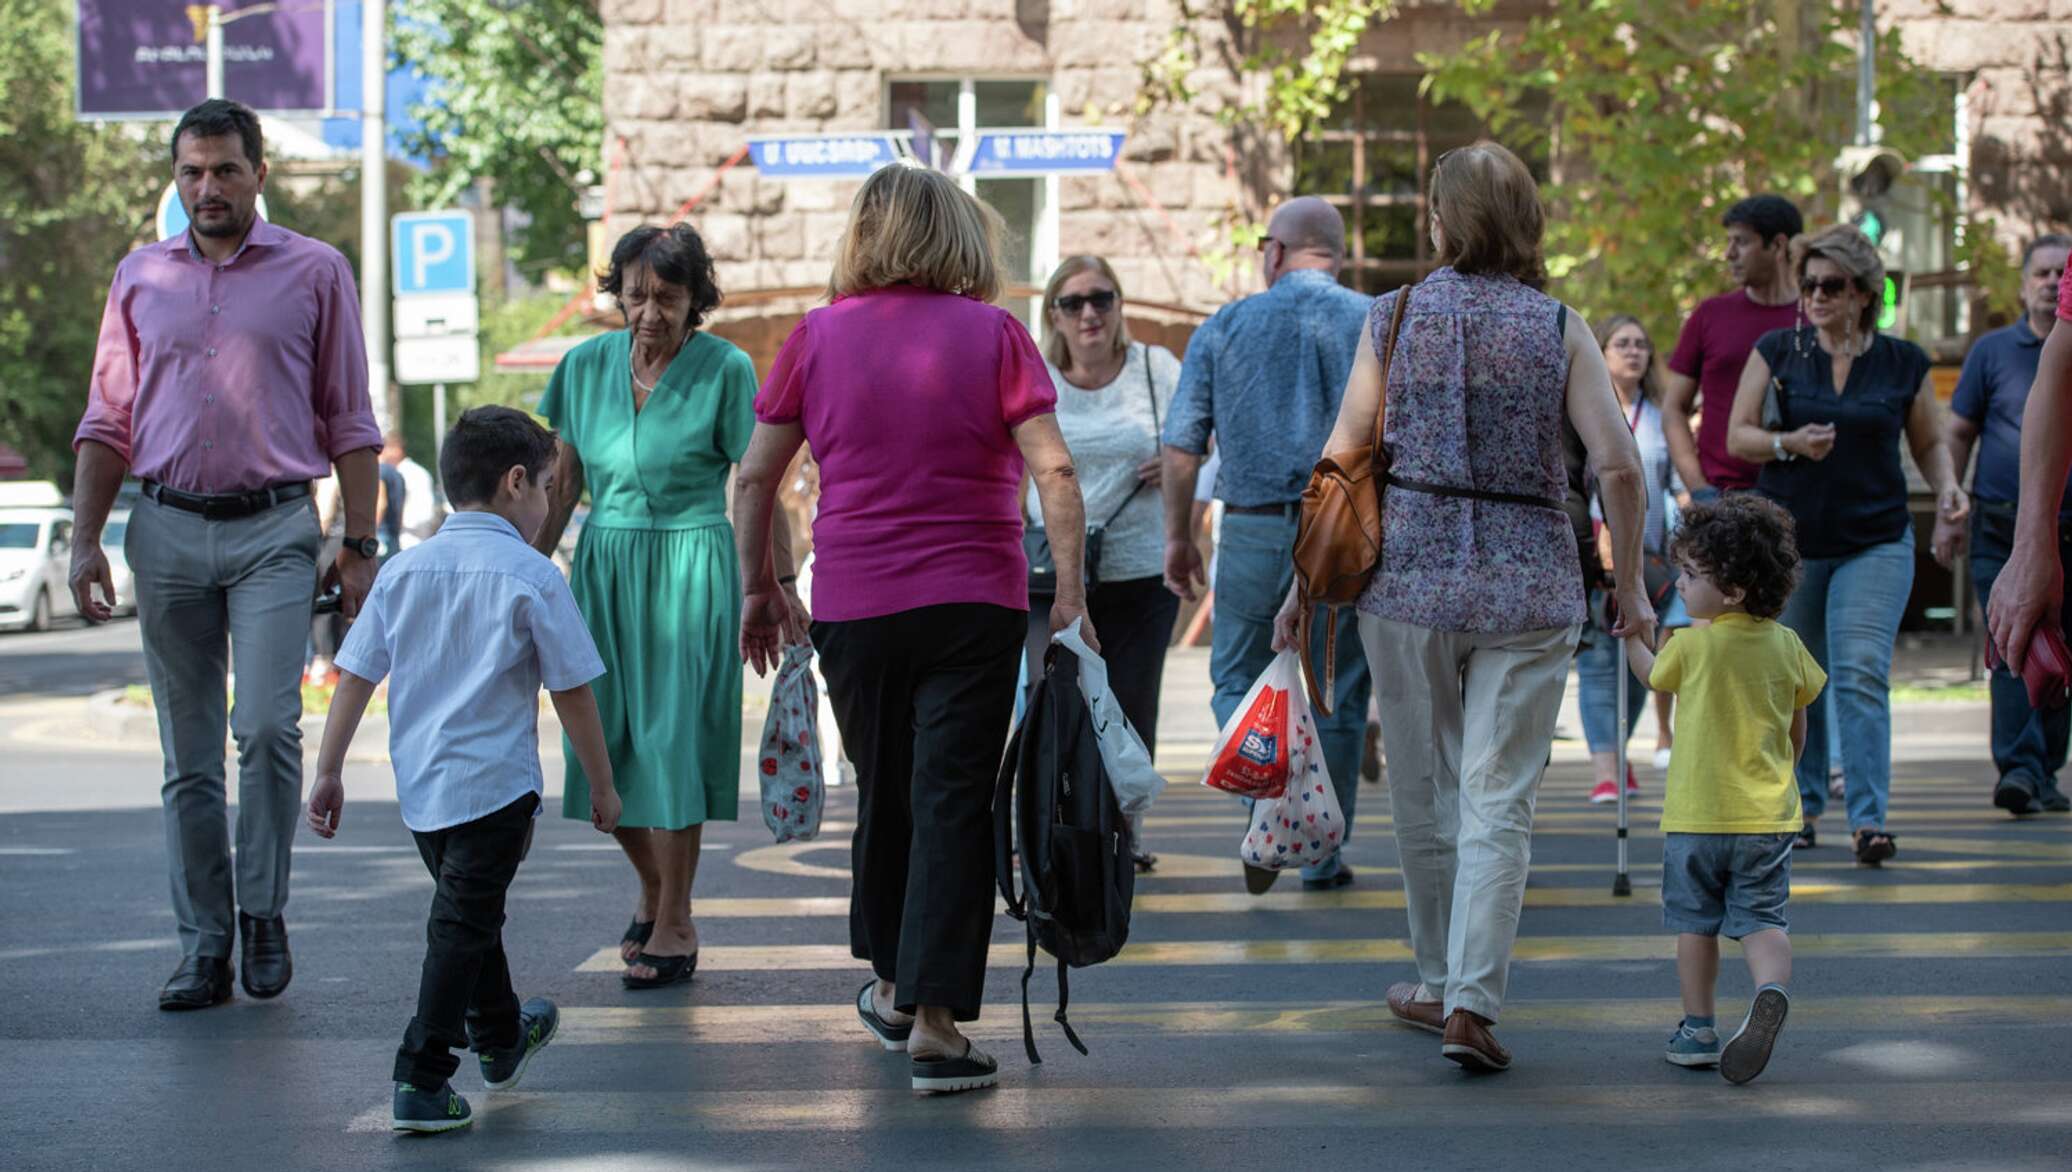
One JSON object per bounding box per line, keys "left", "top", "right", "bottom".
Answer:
{"left": 1141, "top": 1, "right": 1397, "bottom": 141}
{"left": 390, "top": 0, "right": 602, "bottom": 277}
{"left": 1420, "top": 0, "right": 2012, "bottom": 340}
{"left": 0, "top": 0, "right": 161, "bottom": 483}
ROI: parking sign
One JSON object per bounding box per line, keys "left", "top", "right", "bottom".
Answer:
{"left": 390, "top": 211, "right": 476, "bottom": 297}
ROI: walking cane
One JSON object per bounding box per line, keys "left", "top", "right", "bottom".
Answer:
{"left": 1612, "top": 632, "right": 1633, "bottom": 898}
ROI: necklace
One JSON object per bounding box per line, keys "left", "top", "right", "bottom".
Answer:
{"left": 630, "top": 331, "right": 688, "bottom": 393}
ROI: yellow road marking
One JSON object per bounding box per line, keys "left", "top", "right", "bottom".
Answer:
{"left": 548, "top": 995, "right": 2072, "bottom": 1045}
{"left": 576, "top": 930, "right": 2072, "bottom": 972}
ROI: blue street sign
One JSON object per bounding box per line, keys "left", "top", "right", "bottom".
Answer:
{"left": 390, "top": 211, "right": 476, "bottom": 297}
{"left": 956, "top": 129, "right": 1127, "bottom": 176}
{"left": 748, "top": 134, "right": 906, "bottom": 179}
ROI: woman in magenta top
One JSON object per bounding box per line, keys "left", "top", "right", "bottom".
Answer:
{"left": 733, "top": 164, "right": 1094, "bottom": 1095}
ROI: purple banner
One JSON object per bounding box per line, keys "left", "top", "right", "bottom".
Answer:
{"left": 77, "top": 0, "right": 331, "bottom": 118}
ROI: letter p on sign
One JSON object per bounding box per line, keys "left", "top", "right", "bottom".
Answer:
{"left": 391, "top": 211, "right": 476, "bottom": 297}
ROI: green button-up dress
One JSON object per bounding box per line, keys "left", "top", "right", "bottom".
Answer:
{"left": 539, "top": 328, "right": 756, "bottom": 828}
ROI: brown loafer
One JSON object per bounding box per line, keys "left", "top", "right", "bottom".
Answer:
{"left": 1441, "top": 1009, "right": 1511, "bottom": 1072}
{"left": 1385, "top": 982, "right": 1444, "bottom": 1035}
{"left": 1242, "top": 862, "right": 1280, "bottom": 895}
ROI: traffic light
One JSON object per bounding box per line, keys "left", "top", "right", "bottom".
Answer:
{"left": 1836, "top": 145, "right": 1906, "bottom": 249}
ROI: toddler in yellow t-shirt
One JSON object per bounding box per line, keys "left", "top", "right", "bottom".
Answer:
{"left": 1624, "top": 495, "right": 1825, "bottom": 1086}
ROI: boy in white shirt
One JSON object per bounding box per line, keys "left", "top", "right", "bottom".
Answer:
{"left": 305, "top": 406, "right": 621, "bottom": 1133}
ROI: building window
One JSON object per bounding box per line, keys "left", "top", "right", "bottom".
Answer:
{"left": 1295, "top": 74, "right": 1547, "bottom": 295}
{"left": 886, "top": 78, "right": 1053, "bottom": 294}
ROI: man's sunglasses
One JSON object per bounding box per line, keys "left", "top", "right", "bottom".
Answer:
{"left": 1800, "top": 276, "right": 1856, "bottom": 298}
{"left": 1055, "top": 290, "right": 1118, "bottom": 314}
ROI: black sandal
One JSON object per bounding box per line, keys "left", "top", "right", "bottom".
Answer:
{"left": 622, "top": 951, "right": 698, "bottom": 989}
{"left": 1132, "top": 851, "right": 1158, "bottom": 874}
{"left": 1794, "top": 827, "right": 1816, "bottom": 851}
{"left": 1853, "top": 828, "right": 1897, "bottom": 866}
{"left": 910, "top": 1040, "right": 999, "bottom": 1094}
{"left": 620, "top": 918, "right": 655, "bottom": 956}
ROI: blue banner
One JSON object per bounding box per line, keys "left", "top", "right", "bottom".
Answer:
{"left": 748, "top": 135, "right": 905, "bottom": 179}
{"left": 958, "top": 130, "right": 1127, "bottom": 176}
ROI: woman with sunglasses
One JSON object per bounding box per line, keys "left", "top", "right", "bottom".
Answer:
{"left": 1725, "top": 223, "right": 1968, "bottom": 865}
{"left": 1025, "top": 256, "right": 1183, "bottom": 871}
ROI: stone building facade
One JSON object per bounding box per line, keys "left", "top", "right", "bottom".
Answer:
{"left": 595, "top": 0, "right": 2072, "bottom": 370}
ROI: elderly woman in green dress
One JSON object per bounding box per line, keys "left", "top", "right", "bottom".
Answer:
{"left": 533, "top": 223, "right": 803, "bottom": 988}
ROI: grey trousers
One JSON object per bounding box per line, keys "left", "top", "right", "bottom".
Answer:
{"left": 1360, "top": 615, "right": 1580, "bottom": 1022}
{"left": 129, "top": 494, "right": 321, "bottom": 959}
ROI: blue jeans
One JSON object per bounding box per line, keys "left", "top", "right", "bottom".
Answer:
{"left": 1778, "top": 531, "right": 1915, "bottom": 831}
{"left": 1576, "top": 620, "right": 1648, "bottom": 754}
{"left": 1969, "top": 507, "right": 2072, "bottom": 803}
{"left": 1212, "top": 511, "right": 1372, "bottom": 881}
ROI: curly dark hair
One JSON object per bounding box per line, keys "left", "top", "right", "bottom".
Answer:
{"left": 597, "top": 223, "right": 722, "bottom": 330}
{"left": 1669, "top": 495, "right": 1802, "bottom": 620}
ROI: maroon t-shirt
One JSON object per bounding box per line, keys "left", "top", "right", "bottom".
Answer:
{"left": 1667, "top": 290, "right": 1801, "bottom": 490}
{"left": 2059, "top": 261, "right": 2072, "bottom": 322}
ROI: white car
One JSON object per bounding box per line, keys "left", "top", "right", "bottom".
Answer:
{"left": 101, "top": 511, "right": 139, "bottom": 616}
{"left": 0, "top": 508, "right": 81, "bottom": 633}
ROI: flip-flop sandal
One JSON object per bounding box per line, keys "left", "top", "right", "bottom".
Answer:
{"left": 620, "top": 919, "right": 654, "bottom": 957}
{"left": 856, "top": 981, "right": 912, "bottom": 1051}
{"left": 1794, "top": 827, "right": 1816, "bottom": 851}
{"left": 911, "top": 1041, "right": 999, "bottom": 1094}
{"left": 1853, "top": 829, "right": 1897, "bottom": 866}
{"left": 1132, "top": 852, "right": 1158, "bottom": 874}
{"left": 621, "top": 951, "right": 697, "bottom": 989}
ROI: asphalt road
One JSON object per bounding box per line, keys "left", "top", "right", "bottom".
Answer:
{"left": 1, "top": 623, "right": 2068, "bottom": 1170}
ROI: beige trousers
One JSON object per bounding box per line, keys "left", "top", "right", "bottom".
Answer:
{"left": 1360, "top": 615, "right": 1581, "bottom": 1022}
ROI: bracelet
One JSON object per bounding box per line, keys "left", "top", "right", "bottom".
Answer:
{"left": 1771, "top": 433, "right": 1794, "bottom": 463}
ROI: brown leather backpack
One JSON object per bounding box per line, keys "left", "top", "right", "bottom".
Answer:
{"left": 1290, "top": 285, "right": 1411, "bottom": 715}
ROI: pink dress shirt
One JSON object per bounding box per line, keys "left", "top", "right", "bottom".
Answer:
{"left": 74, "top": 220, "right": 381, "bottom": 494}
{"left": 755, "top": 284, "right": 1057, "bottom": 622}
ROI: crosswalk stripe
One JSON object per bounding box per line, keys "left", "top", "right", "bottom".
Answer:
{"left": 545, "top": 995, "right": 2072, "bottom": 1045}
{"left": 660, "top": 882, "right": 2072, "bottom": 920}
{"left": 575, "top": 930, "right": 2072, "bottom": 973}
{"left": 345, "top": 1081, "right": 2068, "bottom": 1134}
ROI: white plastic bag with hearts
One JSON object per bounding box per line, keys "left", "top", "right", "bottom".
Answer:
{"left": 759, "top": 643, "right": 825, "bottom": 843}
{"left": 1237, "top": 698, "right": 1342, "bottom": 872}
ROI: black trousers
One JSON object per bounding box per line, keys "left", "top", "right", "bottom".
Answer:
{"left": 813, "top": 602, "right": 1024, "bottom": 1021}
{"left": 393, "top": 792, "right": 537, "bottom": 1087}
{"left": 1025, "top": 575, "right": 1182, "bottom": 757}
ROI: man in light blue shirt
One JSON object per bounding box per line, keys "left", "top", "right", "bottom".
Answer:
{"left": 1159, "top": 196, "right": 1376, "bottom": 893}
{"left": 305, "top": 405, "right": 620, "bottom": 1134}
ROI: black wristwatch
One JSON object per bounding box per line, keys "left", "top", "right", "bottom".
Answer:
{"left": 342, "top": 535, "right": 380, "bottom": 559}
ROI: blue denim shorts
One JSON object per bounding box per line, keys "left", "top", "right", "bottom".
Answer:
{"left": 1661, "top": 832, "right": 1794, "bottom": 939}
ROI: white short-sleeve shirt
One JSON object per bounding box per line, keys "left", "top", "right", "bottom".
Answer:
{"left": 334, "top": 511, "right": 606, "bottom": 832}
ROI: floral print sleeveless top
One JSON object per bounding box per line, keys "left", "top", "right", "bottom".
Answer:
{"left": 1355, "top": 267, "right": 1587, "bottom": 634}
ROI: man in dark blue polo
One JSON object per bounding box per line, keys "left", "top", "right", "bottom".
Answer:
{"left": 1936, "top": 233, "right": 2072, "bottom": 816}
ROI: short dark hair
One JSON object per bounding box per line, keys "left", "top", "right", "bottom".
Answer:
{"left": 1721, "top": 195, "right": 1803, "bottom": 248}
{"left": 439, "top": 406, "right": 559, "bottom": 506}
{"left": 171, "top": 99, "right": 264, "bottom": 169}
{"left": 1669, "top": 495, "right": 1802, "bottom": 620}
{"left": 597, "top": 223, "right": 722, "bottom": 330}
{"left": 2022, "top": 233, "right": 2072, "bottom": 270}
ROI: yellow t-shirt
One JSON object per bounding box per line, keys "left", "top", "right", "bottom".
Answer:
{"left": 1649, "top": 613, "right": 1827, "bottom": 834}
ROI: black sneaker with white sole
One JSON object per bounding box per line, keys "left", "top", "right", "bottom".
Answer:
{"left": 911, "top": 1041, "right": 999, "bottom": 1094}
{"left": 856, "top": 981, "right": 911, "bottom": 1052}
{"left": 478, "top": 998, "right": 559, "bottom": 1090}
{"left": 1720, "top": 984, "right": 1789, "bottom": 1085}
{"left": 392, "top": 1081, "right": 473, "bottom": 1133}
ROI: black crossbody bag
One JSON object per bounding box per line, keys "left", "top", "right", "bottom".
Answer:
{"left": 1027, "top": 346, "right": 1163, "bottom": 595}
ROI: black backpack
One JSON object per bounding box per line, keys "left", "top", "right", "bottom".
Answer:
{"left": 993, "top": 645, "right": 1136, "bottom": 1063}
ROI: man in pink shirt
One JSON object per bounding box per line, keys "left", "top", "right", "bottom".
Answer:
{"left": 1990, "top": 249, "right": 2072, "bottom": 681}
{"left": 1663, "top": 195, "right": 1805, "bottom": 500}
{"left": 67, "top": 100, "right": 382, "bottom": 1011}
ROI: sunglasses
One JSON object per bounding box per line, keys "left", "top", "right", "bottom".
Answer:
{"left": 1054, "top": 290, "right": 1118, "bottom": 314}
{"left": 1800, "top": 276, "right": 1856, "bottom": 298}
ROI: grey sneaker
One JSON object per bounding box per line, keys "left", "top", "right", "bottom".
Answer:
{"left": 1721, "top": 985, "right": 1790, "bottom": 1085}
{"left": 392, "top": 1081, "right": 473, "bottom": 1133}
{"left": 1665, "top": 1020, "right": 1721, "bottom": 1067}
{"left": 478, "top": 998, "right": 558, "bottom": 1090}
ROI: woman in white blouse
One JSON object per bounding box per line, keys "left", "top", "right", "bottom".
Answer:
{"left": 1024, "top": 256, "right": 1183, "bottom": 870}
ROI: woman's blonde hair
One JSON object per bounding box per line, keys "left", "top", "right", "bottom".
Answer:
{"left": 1040, "top": 255, "right": 1132, "bottom": 371}
{"left": 1792, "top": 223, "right": 1885, "bottom": 336}
{"left": 826, "top": 163, "right": 1004, "bottom": 303}
{"left": 1429, "top": 141, "right": 1546, "bottom": 289}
